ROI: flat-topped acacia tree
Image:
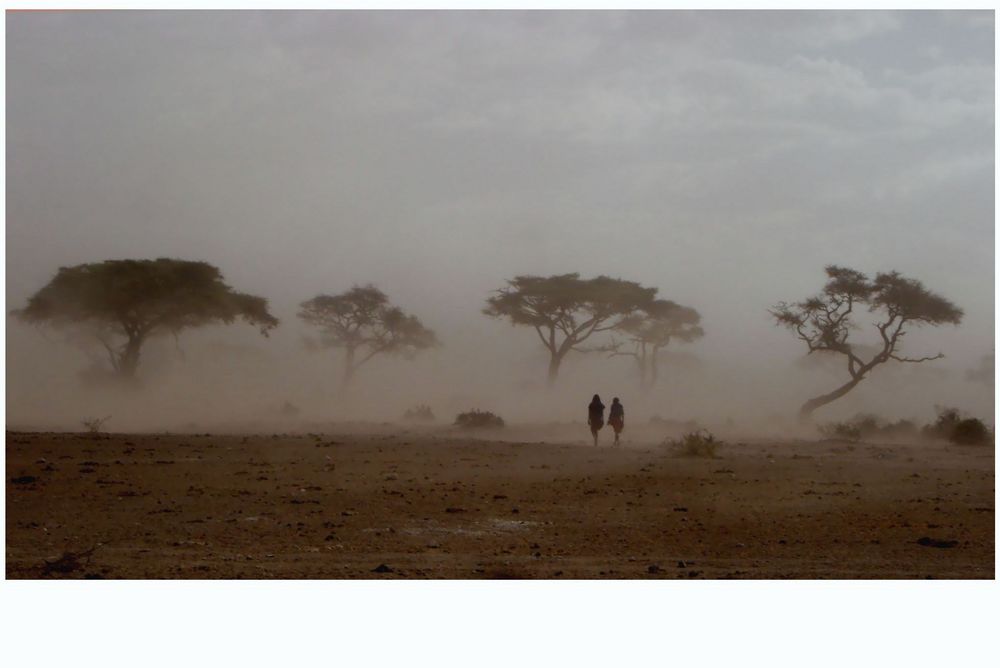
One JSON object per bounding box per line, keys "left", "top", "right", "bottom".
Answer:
{"left": 298, "top": 285, "right": 439, "bottom": 385}
{"left": 771, "top": 265, "right": 962, "bottom": 419}
{"left": 483, "top": 273, "right": 657, "bottom": 385}
{"left": 610, "top": 299, "right": 704, "bottom": 391}
{"left": 13, "top": 259, "right": 279, "bottom": 379}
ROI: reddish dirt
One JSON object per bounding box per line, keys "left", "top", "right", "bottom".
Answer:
{"left": 5, "top": 430, "right": 994, "bottom": 579}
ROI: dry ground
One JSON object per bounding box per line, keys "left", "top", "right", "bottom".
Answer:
{"left": 5, "top": 428, "right": 994, "bottom": 578}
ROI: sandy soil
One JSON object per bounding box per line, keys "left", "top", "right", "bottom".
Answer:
{"left": 6, "top": 428, "right": 994, "bottom": 579}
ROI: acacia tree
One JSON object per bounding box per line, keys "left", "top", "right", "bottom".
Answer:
{"left": 771, "top": 265, "right": 962, "bottom": 419}
{"left": 13, "top": 259, "right": 279, "bottom": 379}
{"left": 298, "top": 285, "right": 439, "bottom": 385}
{"left": 608, "top": 299, "right": 704, "bottom": 391}
{"left": 483, "top": 273, "right": 657, "bottom": 385}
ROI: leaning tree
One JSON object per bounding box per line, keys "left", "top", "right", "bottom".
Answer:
{"left": 483, "top": 273, "right": 657, "bottom": 385}
{"left": 298, "top": 285, "right": 439, "bottom": 385}
{"left": 13, "top": 258, "right": 279, "bottom": 379}
{"left": 608, "top": 299, "right": 704, "bottom": 391}
{"left": 771, "top": 265, "right": 962, "bottom": 419}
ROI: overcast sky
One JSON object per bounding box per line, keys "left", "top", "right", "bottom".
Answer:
{"left": 5, "top": 11, "right": 994, "bottom": 425}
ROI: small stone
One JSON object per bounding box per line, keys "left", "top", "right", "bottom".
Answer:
{"left": 917, "top": 537, "right": 958, "bottom": 548}
{"left": 647, "top": 564, "right": 661, "bottom": 574}
{"left": 372, "top": 563, "right": 393, "bottom": 573}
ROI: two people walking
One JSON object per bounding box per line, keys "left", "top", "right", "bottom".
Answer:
{"left": 588, "top": 394, "right": 624, "bottom": 447}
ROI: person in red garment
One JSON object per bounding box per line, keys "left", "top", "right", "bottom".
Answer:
{"left": 608, "top": 397, "right": 625, "bottom": 446}
{"left": 587, "top": 394, "right": 605, "bottom": 447}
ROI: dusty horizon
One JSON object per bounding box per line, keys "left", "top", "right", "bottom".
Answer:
{"left": 5, "top": 10, "right": 994, "bottom": 432}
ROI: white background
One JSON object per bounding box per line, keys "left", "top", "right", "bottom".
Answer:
{"left": 2, "top": 2, "right": 997, "bottom": 667}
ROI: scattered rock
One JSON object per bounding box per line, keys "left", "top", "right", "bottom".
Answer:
{"left": 372, "top": 563, "right": 393, "bottom": 573}
{"left": 445, "top": 507, "right": 466, "bottom": 513}
{"left": 673, "top": 507, "right": 688, "bottom": 512}
{"left": 917, "top": 537, "right": 958, "bottom": 548}
{"left": 647, "top": 564, "right": 661, "bottom": 574}
{"left": 676, "top": 560, "right": 687, "bottom": 568}
{"left": 42, "top": 546, "right": 98, "bottom": 576}
{"left": 10, "top": 476, "right": 37, "bottom": 485}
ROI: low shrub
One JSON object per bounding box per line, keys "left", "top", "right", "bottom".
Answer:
{"left": 922, "top": 406, "right": 992, "bottom": 445}
{"left": 950, "top": 418, "right": 991, "bottom": 445}
{"left": 454, "top": 410, "right": 505, "bottom": 430}
{"left": 921, "top": 407, "right": 963, "bottom": 441}
{"left": 820, "top": 413, "right": 918, "bottom": 442}
{"left": 402, "top": 404, "right": 436, "bottom": 422}
{"left": 81, "top": 416, "right": 111, "bottom": 434}
{"left": 819, "top": 420, "right": 861, "bottom": 442}
{"left": 665, "top": 430, "right": 722, "bottom": 458}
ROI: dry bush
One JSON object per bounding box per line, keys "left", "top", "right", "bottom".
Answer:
{"left": 81, "top": 415, "right": 111, "bottom": 434}
{"left": 820, "top": 413, "right": 918, "bottom": 442}
{"left": 665, "top": 430, "right": 722, "bottom": 458}
{"left": 922, "top": 406, "right": 992, "bottom": 445}
{"left": 454, "top": 410, "right": 505, "bottom": 429}
{"left": 950, "top": 418, "right": 991, "bottom": 445}
{"left": 819, "top": 420, "right": 862, "bottom": 442}
{"left": 402, "top": 404, "right": 436, "bottom": 422}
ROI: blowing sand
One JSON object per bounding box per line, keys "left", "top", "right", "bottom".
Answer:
{"left": 6, "top": 428, "right": 994, "bottom": 579}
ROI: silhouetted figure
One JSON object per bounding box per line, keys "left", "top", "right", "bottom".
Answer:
{"left": 609, "top": 397, "right": 625, "bottom": 446}
{"left": 588, "top": 394, "right": 605, "bottom": 446}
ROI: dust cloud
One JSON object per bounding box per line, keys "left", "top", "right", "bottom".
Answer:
{"left": 5, "top": 11, "right": 994, "bottom": 436}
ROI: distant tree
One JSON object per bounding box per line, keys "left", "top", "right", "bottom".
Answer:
{"left": 771, "top": 266, "right": 962, "bottom": 419}
{"left": 13, "top": 259, "right": 278, "bottom": 379}
{"left": 608, "top": 299, "right": 704, "bottom": 390}
{"left": 298, "top": 285, "right": 439, "bottom": 385}
{"left": 483, "top": 273, "right": 657, "bottom": 385}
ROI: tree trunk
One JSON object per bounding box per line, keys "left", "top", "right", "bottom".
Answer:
{"left": 116, "top": 337, "right": 143, "bottom": 378}
{"left": 637, "top": 343, "right": 649, "bottom": 392}
{"left": 547, "top": 353, "right": 562, "bottom": 387}
{"left": 649, "top": 345, "right": 660, "bottom": 389}
{"left": 343, "top": 346, "right": 357, "bottom": 386}
{"left": 798, "top": 376, "right": 865, "bottom": 420}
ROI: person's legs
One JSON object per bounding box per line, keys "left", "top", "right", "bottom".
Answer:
{"left": 592, "top": 427, "right": 598, "bottom": 446}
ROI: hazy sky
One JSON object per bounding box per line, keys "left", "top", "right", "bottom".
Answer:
{"left": 5, "top": 11, "right": 995, "bottom": 427}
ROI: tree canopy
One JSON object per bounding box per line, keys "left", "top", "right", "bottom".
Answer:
{"left": 298, "top": 285, "right": 439, "bottom": 384}
{"left": 483, "top": 273, "right": 657, "bottom": 384}
{"left": 13, "top": 258, "right": 279, "bottom": 378}
{"left": 771, "top": 265, "right": 962, "bottom": 418}
{"left": 611, "top": 299, "right": 704, "bottom": 390}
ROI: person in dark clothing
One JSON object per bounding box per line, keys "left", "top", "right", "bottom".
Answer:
{"left": 588, "top": 394, "right": 605, "bottom": 447}
{"left": 609, "top": 397, "right": 625, "bottom": 446}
